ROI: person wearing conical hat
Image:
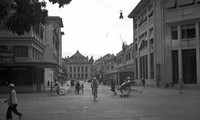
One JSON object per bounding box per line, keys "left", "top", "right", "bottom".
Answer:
{"left": 4, "top": 83, "right": 22, "bottom": 120}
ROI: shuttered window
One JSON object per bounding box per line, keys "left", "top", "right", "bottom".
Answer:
{"left": 166, "top": 0, "right": 177, "bottom": 9}
{"left": 179, "top": 0, "right": 194, "bottom": 7}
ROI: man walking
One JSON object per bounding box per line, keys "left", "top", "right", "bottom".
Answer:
{"left": 110, "top": 78, "right": 117, "bottom": 95}
{"left": 178, "top": 78, "right": 184, "bottom": 94}
{"left": 4, "top": 83, "right": 22, "bottom": 120}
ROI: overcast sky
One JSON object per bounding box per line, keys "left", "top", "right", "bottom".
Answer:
{"left": 46, "top": 0, "right": 140, "bottom": 60}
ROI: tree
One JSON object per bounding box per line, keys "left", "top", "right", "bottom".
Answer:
{"left": 0, "top": 0, "right": 72, "bottom": 35}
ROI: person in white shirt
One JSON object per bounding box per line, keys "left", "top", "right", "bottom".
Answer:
{"left": 4, "top": 83, "right": 22, "bottom": 120}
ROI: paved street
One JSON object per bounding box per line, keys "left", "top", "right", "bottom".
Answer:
{"left": 0, "top": 83, "right": 200, "bottom": 120}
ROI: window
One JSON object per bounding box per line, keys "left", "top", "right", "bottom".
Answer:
{"left": 149, "top": 28, "right": 154, "bottom": 39}
{"left": 181, "top": 24, "right": 196, "bottom": 39}
{"left": 134, "top": 19, "right": 137, "bottom": 30}
{"left": 13, "top": 46, "right": 28, "bottom": 57}
{"left": 70, "top": 74, "right": 72, "bottom": 78}
{"left": 85, "top": 66, "right": 88, "bottom": 72}
{"left": 70, "top": 67, "right": 72, "bottom": 72}
{"left": 74, "top": 67, "right": 76, "bottom": 72}
{"left": 138, "top": 10, "right": 147, "bottom": 27}
{"left": 166, "top": 0, "right": 177, "bottom": 9}
{"left": 81, "top": 74, "right": 84, "bottom": 78}
{"left": 0, "top": 45, "right": 8, "bottom": 51}
{"left": 78, "top": 74, "right": 80, "bottom": 78}
{"left": 179, "top": 0, "right": 194, "bottom": 7}
{"left": 148, "top": 4, "right": 153, "bottom": 18}
{"left": 150, "top": 38, "right": 154, "bottom": 44}
{"left": 171, "top": 26, "right": 178, "bottom": 40}
{"left": 85, "top": 74, "right": 88, "bottom": 78}
{"left": 81, "top": 67, "right": 84, "bottom": 72}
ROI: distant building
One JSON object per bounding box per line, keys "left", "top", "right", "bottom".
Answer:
{"left": 128, "top": 0, "right": 200, "bottom": 86}
{"left": 94, "top": 43, "right": 134, "bottom": 85}
{"left": 94, "top": 54, "right": 115, "bottom": 84}
{"left": 63, "top": 50, "right": 94, "bottom": 81}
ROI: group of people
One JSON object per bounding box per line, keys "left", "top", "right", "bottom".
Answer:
{"left": 3, "top": 77, "right": 185, "bottom": 120}
{"left": 75, "top": 80, "right": 84, "bottom": 94}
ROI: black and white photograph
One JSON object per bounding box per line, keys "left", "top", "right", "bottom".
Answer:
{"left": 0, "top": 0, "right": 200, "bottom": 120}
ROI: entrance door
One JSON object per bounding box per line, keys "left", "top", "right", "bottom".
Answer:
{"left": 172, "top": 50, "right": 179, "bottom": 84}
{"left": 182, "top": 49, "right": 197, "bottom": 84}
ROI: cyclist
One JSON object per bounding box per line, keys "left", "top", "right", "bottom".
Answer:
{"left": 54, "top": 80, "right": 60, "bottom": 95}
{"left": 91, "top": 77, "right": 99, "bottom": 98}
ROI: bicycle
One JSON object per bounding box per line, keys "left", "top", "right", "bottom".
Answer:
{"left": 47, "top": 87, "right": 66, "bottom": 96}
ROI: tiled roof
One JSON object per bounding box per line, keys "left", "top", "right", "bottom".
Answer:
{"left": 64, "top": 50, "right": 93, "bottom": 63}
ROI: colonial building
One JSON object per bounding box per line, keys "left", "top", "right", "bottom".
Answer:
{"left": 0, "top": 16, "right": 64, "bottom": 92}
{"left": 94, "top": 54, "right": 115, "bottom": 84}
{"left": 63, "top": 50, "right": 94, "bottom": 81}
{"left": 94, "top": 43, "right": 134, "bottom": 85}
{"left": 44, "top": 16, "right": 64, "bottom": 88}
{"left": 128, "top": 0, "right": 200, "bottom": 86}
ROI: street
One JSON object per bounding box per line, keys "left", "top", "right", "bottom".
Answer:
{"left": 0, "top": 82, "right": 200, "bottom": 120}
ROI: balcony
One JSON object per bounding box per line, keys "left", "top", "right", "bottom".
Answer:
{"left": 165, "top": 5, "right": 200, "bottom": 25}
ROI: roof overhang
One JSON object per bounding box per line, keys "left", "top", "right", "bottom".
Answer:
{"left": 0, "top": 61, "right": 62, "bottom": 69}
{"left": 128, "top": 0, "right": 149, "bottom": 18}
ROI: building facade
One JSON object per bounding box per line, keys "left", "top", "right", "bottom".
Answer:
{"left": 0, "top": 16, "right": 64, "bottom": 92}
{"left": 128, "top": 0, "right": 200, "bottom": 86}
{"left": 63, "top": 50, "right": 94, "bottom": 81}
{"left": 94, "top": 54, "right": 115, "bottom": 84}
{"left": 94, "top": 43, "right": 134, "bottom": 85}
{"left": 44, "top": 16, "right": 64, "bottom": 88}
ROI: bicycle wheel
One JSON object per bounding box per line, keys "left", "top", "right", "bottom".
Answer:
{"left": 121, "top": 87, "right": 131, "bottom": 94}
{"left": 47, "top": 89, "right": 55, "bottom": 96}
{"left": 59, "top": 88, "right": 66, "bottom": 96}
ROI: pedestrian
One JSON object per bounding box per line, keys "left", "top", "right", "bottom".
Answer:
{"left": 75, "top": 81, "right": 80, "bottom": 94}
{"left": 4, "top": 83, "right": 22, "bottom": 120}
{"left": 110, "top": 78, "right": 117, "bottom": 95}
{"left": 178, "top": 78, "right": 184, "bottom": 94}
{"left": 140, "top": 77, "right": 146, "bottom": 88}
{"left": 91, "top": 77, "right": 99, "bottom": 98}
{"left": 47, "top": 80, "right": 50, "bottom": 88}
{"left": 80, "top": 82, "right": 84, "bottom": 94}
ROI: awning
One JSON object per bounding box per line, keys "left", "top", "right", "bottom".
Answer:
{"left": 0, "top": 61, "right": 62, "bottom": 69}
{"left": 103, "top": 67, "right": 134, "bottom": 75}
{"left": 118, "top": 67, "right": 134, "bottom": 72}
{"left": 103, "top": 70, "right": 118, "bottom": 75}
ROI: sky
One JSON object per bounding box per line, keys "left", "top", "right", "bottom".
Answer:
{"left": 45, "top": 0, "right": 140, "bottom": 60}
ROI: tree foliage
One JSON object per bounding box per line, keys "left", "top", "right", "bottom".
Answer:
{"left": 0, "top": 0, "right": 72, "bottom": 35}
